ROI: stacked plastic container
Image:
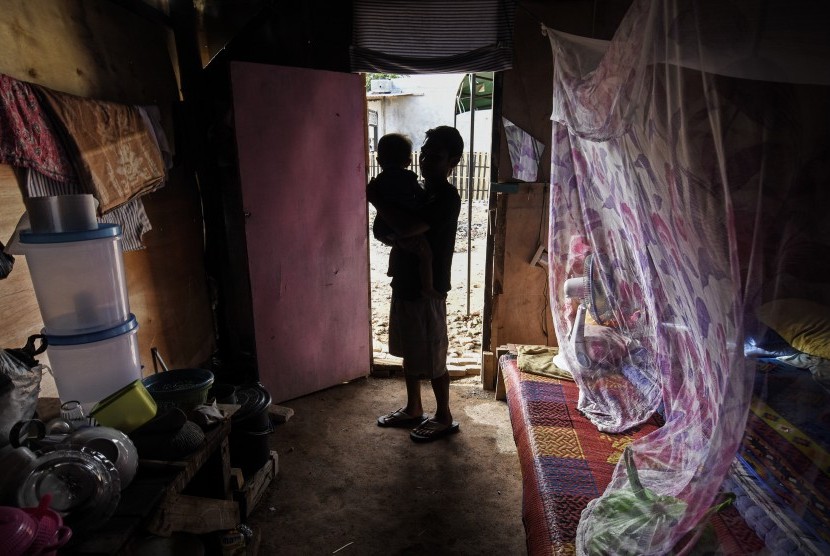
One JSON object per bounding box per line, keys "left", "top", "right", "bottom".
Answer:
{"left": 20, "top": 195, "right": 142, "bottom": 411}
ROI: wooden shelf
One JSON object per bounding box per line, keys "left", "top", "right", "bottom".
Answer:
{"left": 62, "top": 408, "right": 239, "bottom": 554}
{"left": 233, "top": 450, "right": 279, "bottom": 519}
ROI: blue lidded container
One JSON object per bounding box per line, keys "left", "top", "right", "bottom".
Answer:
{"left": 20, "top": 224, "right": 129, "bottom": 335}
{"left": 44, "top": 315, "right": 142, "bottom": 412}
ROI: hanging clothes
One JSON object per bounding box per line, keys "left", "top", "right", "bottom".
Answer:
{"left": 24, "top": 169, "right": 152, "bottom": 251}
{"left": 1, "top": 73, "right": 167, "bottom": 251}
{"left": 0, "top": 73, "right": 76, "bottom": 183}
{"left": 138, "top": 105, "right": 173, "bottom": 171}
{"left": 36, "top": 86, "right": 166, "bottom": 214}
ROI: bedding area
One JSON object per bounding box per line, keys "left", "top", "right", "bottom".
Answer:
{"left": 738, "top": 357, "right": 830, "bottom": 552}
{"left": 501, "top": 354, "right": 764, "bottom": 555}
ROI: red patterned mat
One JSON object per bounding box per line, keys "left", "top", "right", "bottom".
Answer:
{"left": 501, "top": 355, "right": 764, "bottom": 555}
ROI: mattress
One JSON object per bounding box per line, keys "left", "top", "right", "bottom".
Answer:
{"left": 501, "top": 354, "right": 765, "bottom": 555}
{"left": 738, "top": 358, "right": 830, "bottom": 553}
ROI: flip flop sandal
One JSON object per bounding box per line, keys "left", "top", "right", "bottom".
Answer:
{"left": 377, "top": 408, "right": 430, "bottom": 428}
{"left": 409, "top": 419, "right": 460, "bottom": 443}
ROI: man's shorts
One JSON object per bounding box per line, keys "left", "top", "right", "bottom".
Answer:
{"left": 388, "top": 294, "right": 448, "bottom": 380}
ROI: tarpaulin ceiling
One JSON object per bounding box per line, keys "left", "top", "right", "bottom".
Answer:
{"left": 351, "top": 0, "right": 516, "bottom": 74}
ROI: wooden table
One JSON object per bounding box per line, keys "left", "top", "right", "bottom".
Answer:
{"left": 34, "top": 399, "right": 241, "bottom": 554}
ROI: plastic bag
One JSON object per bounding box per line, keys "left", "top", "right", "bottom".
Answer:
{"left": 580, "top": 446, "right": 735, "bottom": 555}
{"left": 0, "top": 335, "right": 47, "bottom": 447}
{"left": 583, "top": 447, "right": 688, "bottom": 555}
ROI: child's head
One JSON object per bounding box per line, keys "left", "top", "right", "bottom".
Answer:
{"left": 376, "top": 133, "right": 412, "bottom": 169}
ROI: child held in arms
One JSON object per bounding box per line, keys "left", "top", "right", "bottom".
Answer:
{"left": 371, "top": 133, "right": 442, "bottom": 299}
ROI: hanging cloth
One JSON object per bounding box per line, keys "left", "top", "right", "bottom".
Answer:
{"left": 24, "top": 169, "right": 152, "bottom": 252}
{"left": 138, "top": 105, "right": 173, "bottom": 171}
{"left": 545, "top": 0, "right": 830, "bottom": 552}
{"left": 36, "top": 86, "right": 165, "bottom": 214}
{"left": 0, "top": 73, "right": 76, "bottom": 183}
{"left": 0, "top": 239, "right": 13, "bottom": 279}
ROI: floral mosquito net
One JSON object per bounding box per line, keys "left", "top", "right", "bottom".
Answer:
{"left": 544, "top": 0, "right": 830, "bottom": 553}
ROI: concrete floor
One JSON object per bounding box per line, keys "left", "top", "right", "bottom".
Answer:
{"left": 37, "top": 364, "right": 526, "bottom": 554}
{"left": 249, "top": 374, "right": 527, "bottom": 555}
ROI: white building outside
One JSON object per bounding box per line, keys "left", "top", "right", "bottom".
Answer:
{"left": 367, "top": 73, "right": 492, "bottom": 156}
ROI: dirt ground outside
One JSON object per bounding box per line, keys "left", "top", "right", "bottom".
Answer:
{"left": 368, "top": 200, "right": 489, "bottom": 363}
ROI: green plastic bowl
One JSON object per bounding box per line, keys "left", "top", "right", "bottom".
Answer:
{"left": 90, "top": 379, "right": 158, "bottom": 433}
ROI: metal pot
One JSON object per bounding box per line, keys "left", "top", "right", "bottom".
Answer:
{"left": 229, "top": 382, "right": 273, "bottom": 477}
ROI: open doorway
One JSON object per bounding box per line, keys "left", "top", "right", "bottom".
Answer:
{"left": 365, "top": 73, "right": 492, "bottom": 374}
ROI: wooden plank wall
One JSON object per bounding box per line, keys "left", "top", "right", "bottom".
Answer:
{"left": 0, "top": 166, "right": 39, "bottom": 347}
{"left": 0, "top": 0, "right": 214, "bottom": 372}
{"left": 489, "top": 184, "right": 555, "bottom": 350}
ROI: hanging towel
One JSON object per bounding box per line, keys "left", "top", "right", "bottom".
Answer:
{"left": 502, "top": 118, "right": 545, "bottom": 182}
{"left": 99, "top": 200, "right": 152, "bottom": 251}
{"left": 36, "top": 86, "right": 165, "bottom": 213}
{"left": 0, "top": 73, "right": 76, "bottom": 183}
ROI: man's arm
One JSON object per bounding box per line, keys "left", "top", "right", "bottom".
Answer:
{"left": 371, "top": 214, "right": 396, "bottom": 246}
{"left": 367, "top": 179, "right": 429, "bottom": 238}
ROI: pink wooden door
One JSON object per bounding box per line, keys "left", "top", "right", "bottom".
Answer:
{"left": 230, "top": 62, "right": 370, "bottom": 402}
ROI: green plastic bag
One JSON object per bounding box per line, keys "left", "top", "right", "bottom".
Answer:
{"left": 586, "top": 447, "right": 687, "bottom": 555}
{"left": 584, "top": 447, "right": 735, "bottom": 555}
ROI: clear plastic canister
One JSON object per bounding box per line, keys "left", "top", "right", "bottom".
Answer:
{"left": 45, "top": 316, "right": 143, "bottom": 412}
{"left": 20, "top": 224, "right": 130, "bottom": 335}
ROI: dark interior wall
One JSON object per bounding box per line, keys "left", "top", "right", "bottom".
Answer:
{"left": 183, "top": 0, "right": 356, "bottom": 378}
{"left": 0, "top": 0, "right": 215, "bottom": 371}
{"left": 216, "top": 1, "right": 353, "bottom": 72}
{"left": 0, "top": 0, "right": 356, "bottom": 384}
{"left": 497, "top": 0, "right": 631, "bottom": 184}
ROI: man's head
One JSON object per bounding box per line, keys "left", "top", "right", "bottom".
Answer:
{"left": 419, "top": 126, "right": 464, "bottom": 182}
{"left": 376, "top": 133, "right": 412, "bottom": 169}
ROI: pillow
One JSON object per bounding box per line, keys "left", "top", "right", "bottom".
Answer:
{"left": 758, "top": 299, "right": 830, "bottom": 360}
{"left": 744, "top": 328, "right": 800, "bottom": 358}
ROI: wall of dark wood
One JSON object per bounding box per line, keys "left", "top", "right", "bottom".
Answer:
{"left": 0, "top": 0, "right": 214, "bottom": 374}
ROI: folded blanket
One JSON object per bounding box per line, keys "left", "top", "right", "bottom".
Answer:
{"left": 516, "top": 345, "right": 572, "bottom": 380}
{"left": 37, "top": 86, "right": 165, "bottom": 213}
